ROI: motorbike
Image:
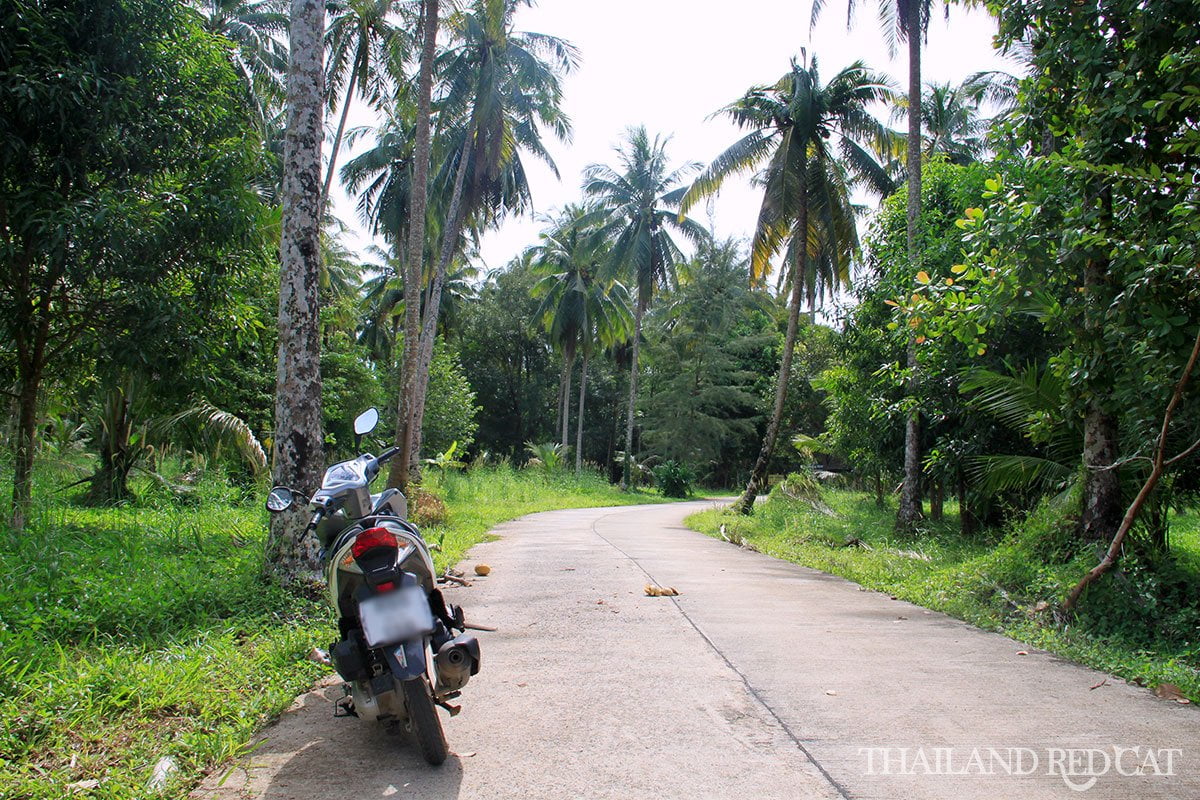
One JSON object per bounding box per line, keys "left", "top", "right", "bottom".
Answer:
{"left": 265, "top": 407, "right": 479, "bottom": 765}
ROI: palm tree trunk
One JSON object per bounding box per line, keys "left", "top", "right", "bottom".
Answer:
{"left": 319, "top": 57, "right": 359, "bottom": 214}
{"left": 560, "top": 362, "right": 572, "bottom": 452}
{"left": 265, "top": 0, "right": 326, "bottom": 585}
{"left": 734, "top": 183, "right": 808, "bottom": 514}
{"left": 389, "top": 0, "right": 438, "bottom": 491}
{"left": 621, "top": 302, "right": 644, "bottom": 491}
{"left": 896, "top": 1, "right": 925, "bottom": 531}
{"left": 560, "top": 345, "right": 575, "bottom": 452}
{"left": 555, "top": 361, "right": 566, "bottom": 445}
{"left": 408, "top": 128, "right": 473, "bottom": 474}
{"left": 576, "top": 351, "right": 588, "bottom": 474}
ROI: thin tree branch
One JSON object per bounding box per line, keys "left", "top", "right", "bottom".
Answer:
{"left": 1064, "top": 324, "right": 1200, "bottom": 613}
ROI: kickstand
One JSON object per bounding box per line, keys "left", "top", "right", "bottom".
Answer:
{"left": 334, "top": 689, "right": 358, "bottom": 718}
{"left": 436, "top": 700, "right": 461, "bottom": 717}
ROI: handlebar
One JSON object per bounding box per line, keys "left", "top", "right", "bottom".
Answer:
{"left": 369, "top": 446, "right": 402, "bottom": 475}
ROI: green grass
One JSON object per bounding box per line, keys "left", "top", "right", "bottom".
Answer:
{"left": 0, "top": 457, "right": 680, "bottom": 799}
{"left": 419, "top": 463, "right": 679, "bottom": 569}
{"left": 687, "top": 487, "right": 1200, "bottom": 703}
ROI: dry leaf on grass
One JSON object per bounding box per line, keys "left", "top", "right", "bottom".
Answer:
{"left": 1154, "top": 683, "right": 1191, "bottom": 703}
{"left": 644, "top": 584, "right": 680, "bottom": 597}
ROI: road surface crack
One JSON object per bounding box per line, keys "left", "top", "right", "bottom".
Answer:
{"left": 589, "top": 508, "right": 853, "bottom": 800}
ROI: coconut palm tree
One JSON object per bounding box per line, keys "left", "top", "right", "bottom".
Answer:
{"left": 322, "top": 0, "right": 408, "bottom": 210}
{"left": 891, "top": 81, "right": 987, "bottom": 165}
{"left": 529, "top": 204, "right": 633, "bottom": 460}
{"left": 681, "top": 54, "right": 895, "bottom": 514}
{"left": 584, "top": 126, "right": 707, "bottom": 489}
{"left": 193, "top": 0, "right": 289, "bottom": 122}
{"left": 394, "top": 0, "right": 440, "bottom": 490}
{"left": 811, "top": 0, "right": 946, "bottom": 530}
{"left": 268, "top": 0, "right": 325, "bottom": 583}
{"left": 403, "top": 0, "right": 577, "bottom": 475}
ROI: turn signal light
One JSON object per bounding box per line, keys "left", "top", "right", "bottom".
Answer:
{"left": 352, "top": 526, "right": 398, "bottom": 559}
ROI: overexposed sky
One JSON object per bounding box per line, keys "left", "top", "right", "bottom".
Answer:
{"left": 329, "top": 0, "right": 1017, "bottom": 274}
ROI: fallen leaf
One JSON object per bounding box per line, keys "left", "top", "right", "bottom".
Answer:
{"left": 516, "top": 682, "right": 527, "bottom": 688}
{"left": 459, "top": 751, "right": 476, "bottom": 758}
{"left": 1016, "top": 651, "right": 1029, "bottom": 656}
{"left": 1154, "top": 683, "right": 1190, "bottom": 703}
{"left": 825, "top": 690, "right": 838, "bottom": 696}
{"left": 308, "top": 647, "right": 331, "bottom": 666}
{"left": 474, "top": 564, "right": 491, "bottom": 576}
{"left": 67, "top": 780, "right": 101, "bottom": 794}
{"left": 1089, "top": 679, "right": 1109, "bottom": 691}
{"left": 644, "top": 584, "right": 680, "bottom": 597}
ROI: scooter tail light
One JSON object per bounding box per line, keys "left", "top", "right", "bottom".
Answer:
{"left": 351, "top": 526, "right": 398, "bottom": 559}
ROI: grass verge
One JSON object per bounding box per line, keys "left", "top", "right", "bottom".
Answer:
{"left": 0, "top": 460, "right": 677, "bottom": 799}
{"left": 687, "top": 487, "right": 1200, "bottom": 703}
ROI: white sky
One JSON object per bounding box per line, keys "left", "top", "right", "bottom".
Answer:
{"left": 329, "top": 0, "right": 1018, "bottom": 274}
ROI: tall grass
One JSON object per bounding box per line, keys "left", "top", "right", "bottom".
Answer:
{"left": 0, "top": 458, "right": 673, "bottom": 799}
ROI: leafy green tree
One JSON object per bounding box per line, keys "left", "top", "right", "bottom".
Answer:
{"left": 321, "top": 332, "right": 385, "bottom": 456}
{"left": 457, "top": 258, "right": 558, "bottom": 457}
{"left": 682, "top": 54, "right": 894, "bottom": 513}
{"left": 641, "top": 239, "right": 768, "bottom": 480}
{"left": 584, "top": 126, "right": 707, "bottom": 489}
{"left": 421, "top": 345, "right": 481, "bottom": 455}
{"left": 861, "top": 158, "right": 1046, "bottom": 530}
{"left": 909, "top": 0, "right": 1200, "bottom": 568}
{"left": 0, "top": 0, "right": 269, "bottom": 528}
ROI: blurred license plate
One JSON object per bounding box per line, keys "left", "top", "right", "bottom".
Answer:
{"left": 359, "top": 586, "right": 434, "bottom": 647}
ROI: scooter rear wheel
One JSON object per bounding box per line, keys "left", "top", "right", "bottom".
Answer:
{"left": 401, "top": 677, "right": 447, "bottom": 765}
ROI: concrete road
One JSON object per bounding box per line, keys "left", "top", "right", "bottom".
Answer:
{"left": 194, "top": 501, "right": 1198, "bottom": 800}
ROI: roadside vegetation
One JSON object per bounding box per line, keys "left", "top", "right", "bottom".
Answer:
{"left": 0, "top": 460, "right": 676, "bottom": 800}
{"left": 689, "top": 485, "right": 1200, "bottom": 702}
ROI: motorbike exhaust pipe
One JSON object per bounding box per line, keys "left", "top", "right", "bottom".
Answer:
{"left": 435, "top": 633, "right": 480, "bottom": 692}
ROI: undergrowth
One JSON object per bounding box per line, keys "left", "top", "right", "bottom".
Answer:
{"left": 687, "top": 487, "right": 1200, "bottom": 703}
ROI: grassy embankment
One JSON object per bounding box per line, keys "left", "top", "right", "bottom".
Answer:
{"left": 688, "top": 488, "right": 1200, "bottom": 702}
{"left": 0, "top": 458, "right": 673, "bottom": 799}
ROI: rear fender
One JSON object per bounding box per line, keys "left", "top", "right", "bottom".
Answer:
{"left": 384, "top": 637, "right": 428, "bottom": 681}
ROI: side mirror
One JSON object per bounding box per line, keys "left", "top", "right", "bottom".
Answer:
{"left": 353, "top": 407, "right": 379, "bottom": 437}
{"left": 266, "top": 486, "right": 295, "bottom": 513}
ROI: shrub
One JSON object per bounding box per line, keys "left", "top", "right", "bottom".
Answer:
{"left": 652, "top": 460, "right": 694, "bottom": 498}
{"left": 410, "top": 487, "right": 447, "bottom": 527}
